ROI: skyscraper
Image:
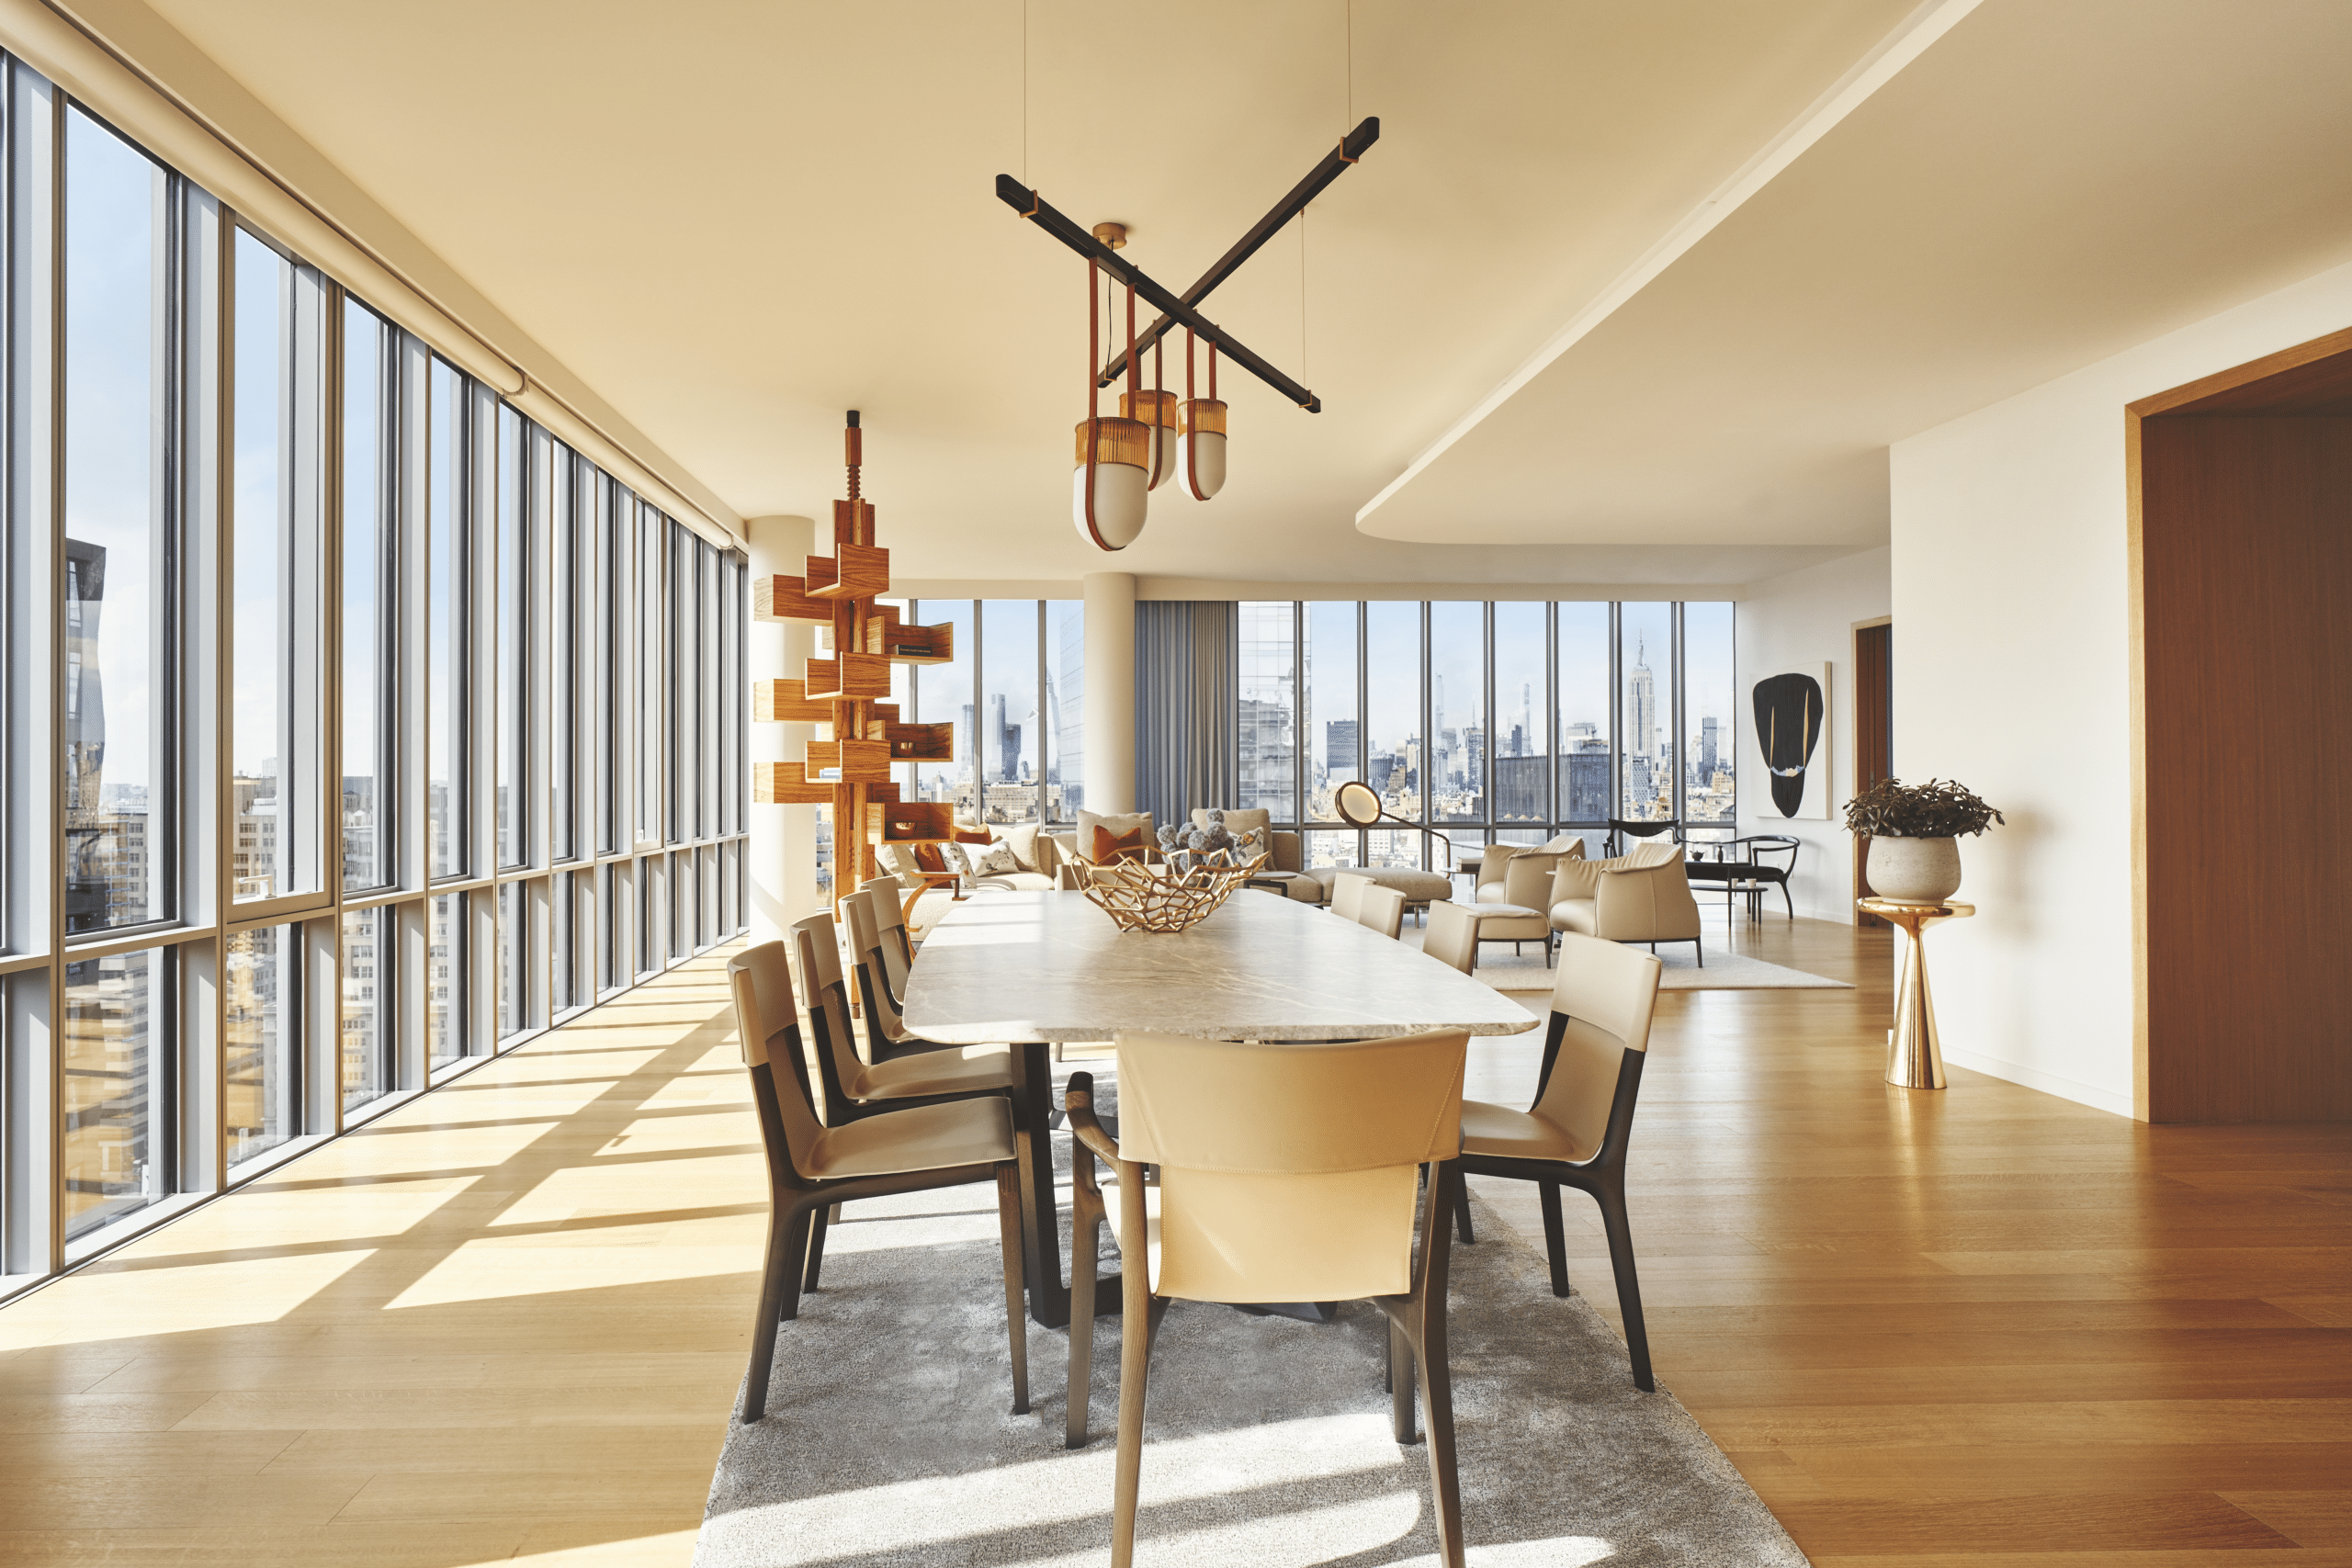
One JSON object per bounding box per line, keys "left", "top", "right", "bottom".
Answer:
{"left": 1629, "top": 635, "right": 1657, "bottom": 764}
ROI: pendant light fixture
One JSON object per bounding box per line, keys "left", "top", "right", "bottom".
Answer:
{"left": 1180, "top": 328, "right": 1227, "bottom": 500}
{"left": 1121, "top": 336, "right": 1179, "bottom": 491}
{"left": 1073, "top": 258, "right": 1149, "bottom": 549}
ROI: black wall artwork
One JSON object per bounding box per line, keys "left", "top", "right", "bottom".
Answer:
{"left": 1754, "top": 671, "right": 1825, "bottom": 818}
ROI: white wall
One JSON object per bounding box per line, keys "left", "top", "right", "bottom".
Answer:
{"left": 1891, "top": 257, "right": 2352, "bottom": 1120}
{"left": 1735, "top": 547, "right": 1891, "bottom": 920}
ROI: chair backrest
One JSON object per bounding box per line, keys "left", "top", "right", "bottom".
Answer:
{"left": 1331, "top": 871, "right": 1374, "bottom": 922}
{"left": 859, "top": 875, "right": 917, "bottom": 986}
{"left": 1624, "top": 840, "right": 1681, "bottom": 870}
{"left": 1474, "top": 846, "right": 1517, "bottom": 895}
{"left": 840, "top": 889, "right": 908, "bottom": 1043}
{"left": 1501, "top": 850, "right": 1566, "bottom": 910}
{"left": 1114, "top": 1028, "right": 1468, "bottom": 1304}
{"left": 1534, "top": 933, "right": 1663, "bottom": 1163}
{"left": 1355, "top": 882, "right": 1408, "bottom": 939}
{"left": 1607, "top": 818, "right": 1679, "bottom": 855}
{"left": 1422, "top": 899, "right": 1479, "bottom": 974}
{"left": 788, "top": 912, "right": 867, "bottom": 1118}
{"left": 1746, "top": 834, "right": 1800, "bottom": 873}
{"left": 728, "top": 943, "right": 824, "bottom": 1185}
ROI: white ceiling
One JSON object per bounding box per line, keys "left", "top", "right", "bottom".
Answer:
{"left": 112, "top": 0, "right": 2352, "bottom": 587}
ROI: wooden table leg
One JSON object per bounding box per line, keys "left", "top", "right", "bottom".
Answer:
{"left": 1016, "top": 1041, "right": 1122, "bottom": 1329}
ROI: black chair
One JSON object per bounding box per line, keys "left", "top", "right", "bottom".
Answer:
{"left": 1604, "top": 818, "right": 1679, "bottom": 857}
{"left": 1685, "top": 835, "right": 1800, "bottom": 921}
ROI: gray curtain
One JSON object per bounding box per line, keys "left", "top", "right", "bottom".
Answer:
{"left": 1134, "top": 601, "right": 1237, "bottom": 832}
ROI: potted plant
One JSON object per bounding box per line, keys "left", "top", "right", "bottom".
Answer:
{"left": 1843, "top": 777, "right": 2004, "bottom": 905}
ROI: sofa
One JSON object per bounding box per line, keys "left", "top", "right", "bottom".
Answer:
{"left": 1547, "top": 841, "right": 1703, "bottom": 962}
{"left": 876, "top": 820, "right": 1066, "bottom": 899}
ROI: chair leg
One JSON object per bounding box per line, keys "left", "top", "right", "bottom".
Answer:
{"left": 1068, "top": 1206, "right": 1101, "bottom": 1449}
{"left": 802, "top": 1203, "right": 829, "bottom": 1292}
{"left": 1693, "top": 936, "right": 1704, "bottom": 967}
{"left": 1781, "top": 883, "right": 1793, "bottom": 920}
{"left": 1539, "top": 1179, "right": 1570, "bottom": 1298}
{"left": 994, "top": 1164, "right": 1030, "bottom": 1416}
{"left": 1388, "top": 1315, "right": 1417, "bottom": 1443}
{"left": 740, "top": 1201, "right": 797, "bottom": 1425}
{"left": 1414, "top": 1310, "right": 1466, "bottom": 1568}
{"left": 1112, "top": 1296, "right": 1156, "bottom": 1568}
{"left": 1453, "top": 1181, "right": 1475, "bottom": 1246}
{"left": 1594, "top": 1179, "right": 1655, "bottom": 1393}
{"left": 775, "top": 1205, "right": 814, "bottom": 1325}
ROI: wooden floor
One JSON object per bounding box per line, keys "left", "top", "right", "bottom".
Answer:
{"left": 1, "top": 916, "right": 2345, "bottom": 1565}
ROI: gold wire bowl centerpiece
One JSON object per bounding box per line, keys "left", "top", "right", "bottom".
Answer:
{"left": 1080, "top": 853, "right": 1271, "bottom": 934}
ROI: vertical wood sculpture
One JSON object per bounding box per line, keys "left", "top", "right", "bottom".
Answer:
{"left": 751, "top": 413, "right": 968, "bottom": 910}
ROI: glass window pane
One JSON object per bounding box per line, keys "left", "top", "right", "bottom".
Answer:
{"left": 341, "top": 906, "right": 390, "bottom": 1111}
{"left": 225, "top": 921, "right": 300, "bottom": 1165}
{"left": 342, "top": 301, "right": 391, "bottom": 890}
{"left": 1303, "top": 828, "right": 1358, "bottom": 872}
{"left": 1304, "top": 603, "right": 1359, "bottom": 824}
{"left": 62, "top": 110, "right": 169, "bottom": 936}
{"left": 1045, "top": 600, "right": 1083, "bottom": 820}
{"left": 1364, "top": 603, "right": 1423, "bottom": 866}
{"left": 430, "top": 892, "right": 462, "bottom": 1066}
{"left": 232, "top": 231, "right": 286, "bottom": 902}
{"left": 552, "top": 870, "right": 577, "bottom": 1014}
{"left": 550, "top": 450, "right": 579, "bottom": 862}
{"left": 1621, "top": 602, "right": 1673, "bottom": 822}
{"left": 910, "top": 601, "right": 972, "bottom": 813}
{"left": 636, "top": 502, "right": 661, "bottom": 844}
{"left": 1494, "top": 603, "right": 1548, "bottom": 825}
{"left": 62, "top": 945, "right": 166, "bottom": 1239}
{"left": 428, "top": 360, "right": 463, "bottom": 879}
{"left": 978, "top": 600, "right": 1040, "bottom": 826}
{"left": 497, "top": 408, "right": 525, "bottom": 868}
{"left": 1430, "top": 603, "right": 1484, "bottom": 823}
{"left": 1557, "top": 603, "right": 1611, "bottom": 823}
{"left": 598, "top": 479, "right": 623, "bottom": 854}
{"left": 497, "top": 882, "right": 526, "bottom": 1041}
{"left": 1684, "top": 602, "right": 1736, "bottom": 831}
{"left": 1237, "top": 602, "right": 1295, "bottom": 820}
{"left": 597, "top": 863, "right": 617, "bottom": 994}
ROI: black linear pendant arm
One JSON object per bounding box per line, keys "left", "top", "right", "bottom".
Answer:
{"left": 996, "top": 175, "right": 1323, "bottom": 412}
{"left": 1095, "top": 116, "right": 1379, "bottom": 389}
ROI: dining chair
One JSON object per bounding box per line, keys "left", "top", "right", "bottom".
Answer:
{"left": 1355, "top": 882, "right": 1408, "bottom": 939}
{"left": 1422, "top": 900, "right": 1479, "bottom": 974}
{"left": 787, "top": 912, "right": 1017, "bottom": 1120}
{"left": 1064, "top": 1029, "right": 1472, "bottom": 1568}
{"left": 859, "top": 874, "right": 919, "bottom": 974}
{"left": 841, "top": 888, "right": 962, "bottom": 1064}
{"left": 726, "top": 942, "right": 1028, "bottom": 1425}
{"left": 1330, "top": 870, "right": 1375, "bottom": 923}
{"left": 1456, "top": 931, "right": 1663, "bottom": 1391}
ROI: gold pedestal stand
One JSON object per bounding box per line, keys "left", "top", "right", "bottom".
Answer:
{"left": 1858, "top": 897, "right": 1974, "bottom": 1089}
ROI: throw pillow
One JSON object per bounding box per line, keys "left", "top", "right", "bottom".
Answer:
{"left": 875, "top": 841, "right": 923, "bottom": 889}
{"left": 1078, "top": 810, "right": 1155, "bottom": 860}
{"left": 1000, "top": 822, "right": 1043, "bottom": 873}
{"left": 912, "top": 842, "right": 946, "bottom": 874}
{"left": 1228, "top": 824, "right": 1271, "bottom": 863}
{"left": 1193, "top": 807, "right": 1272, "bottom": 840}
{"left": 974, "top": 842, "right": 1022, "bottom": 876}
{"left": 1090, "top": 823, "right": 1149, "bottom": 864}
{"left": 941, "top": 841, "right": 972, "bottom": 876}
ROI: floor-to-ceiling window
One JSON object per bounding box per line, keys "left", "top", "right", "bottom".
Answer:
{"left": 905, "top": 600, "right": 1084, "bottom": 827}
{"left": 0, "top": 52, "right": 748, "bottom": 1297}
{"left": 1236, "top": 599, "right": 1735, "bottom": 867}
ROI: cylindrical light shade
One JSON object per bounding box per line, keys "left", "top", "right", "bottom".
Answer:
{"left": 1180, "top": 398, "right": 1227, "bottom": 500}
{"left": 1073, "top": 416, "right": 1150, "bottom": 549}
{"left": 1120, "top": 389, "right": 1180, "bottom": 491}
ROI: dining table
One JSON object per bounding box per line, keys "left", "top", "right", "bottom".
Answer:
{"left": 900, "top": 886, "right": 1541, "bottom": 1326}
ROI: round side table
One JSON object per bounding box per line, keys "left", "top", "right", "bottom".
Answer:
{"left": 1857, "top": 897, "right": 1974, "bottom": 1089}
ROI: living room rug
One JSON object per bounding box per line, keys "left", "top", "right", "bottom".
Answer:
{"left": 695, "top": 1120, "right": 1808, "bottom": 1568}
{"left": 1398, "top": 927, "right": 1851, "bottom": 995}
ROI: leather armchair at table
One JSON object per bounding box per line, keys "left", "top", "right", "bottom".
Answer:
{"left": 1457, "top": 931, "right": 1663, "bottom": 1391}
{"left": 1548, "top": 842, "right": 1703, "bottom": 965}
{"left": 725, "top": 943, "right": 1027, "bottom": 1426}
{"left": 1450, "top": 850, "right": 1569, "bottom": 964}
{"left": 1063, "top": 1028, "right": 1473, "bottom": 1567}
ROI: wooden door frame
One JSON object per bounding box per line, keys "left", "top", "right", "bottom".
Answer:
{"left": 2123, "top": 322, "right": 2352, "bottom": 1122}
{"left": 1850, "top": 616, "right": 1892, "bottom": 926}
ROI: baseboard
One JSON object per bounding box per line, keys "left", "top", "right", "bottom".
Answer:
{"left": 1939, "top": 1046, "right": 2135, "bottom": 1120}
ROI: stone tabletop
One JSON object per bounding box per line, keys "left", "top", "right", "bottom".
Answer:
{"left": 902, "top": 888, "right": 1541, "bottom": 1044}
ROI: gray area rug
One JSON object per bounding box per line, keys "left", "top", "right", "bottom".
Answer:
{"left": 1396, "top": 927, "right": 1850, "bottom": 995}
{"left": 695, "top": 1082, "right": 1807, "bottom": 1568}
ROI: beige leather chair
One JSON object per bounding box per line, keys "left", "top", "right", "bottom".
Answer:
{"left": 841, "top": 889, "right": 966, "bottom": 1065}
{"left": 726, "top": 942, "right": 1028, "bottom": 1424}
{"left": 1355, "top": 882, "right": 1408, "bottom": 939}
{"left": 1330, "top": 870, "right": 1375, "bottom": 923}
{"left": 1458, "top": 931, "right": 1663, "bottom": 1390}
{"left": 787, "top": 915, "right": 1017, "bottom": 1116}
{"left": 859, "top": 875, "right": 919, "bottom": 967}
{"left": 1423, "top": 899, "right": 1480, "bottom": 974}
{"left": 1471, "top": 846, "right": 1518, "bottom": 905}
{"left": 1547, "top": 842, "right": 1704, "bottom": 965}
{"left": 1064, "top": 1029, "right": 1472, "bottom": 1568}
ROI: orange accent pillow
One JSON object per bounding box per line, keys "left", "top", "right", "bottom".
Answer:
{"left": 1091, "top": 824, "right": 1148, "bottom": 865}
{"left": 911, "top": 842, "right": 946, "bottom": 874}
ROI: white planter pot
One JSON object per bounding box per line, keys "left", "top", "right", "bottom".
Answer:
{"left": 1867, "top": 835, "right": 1962, "bottom": 905}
